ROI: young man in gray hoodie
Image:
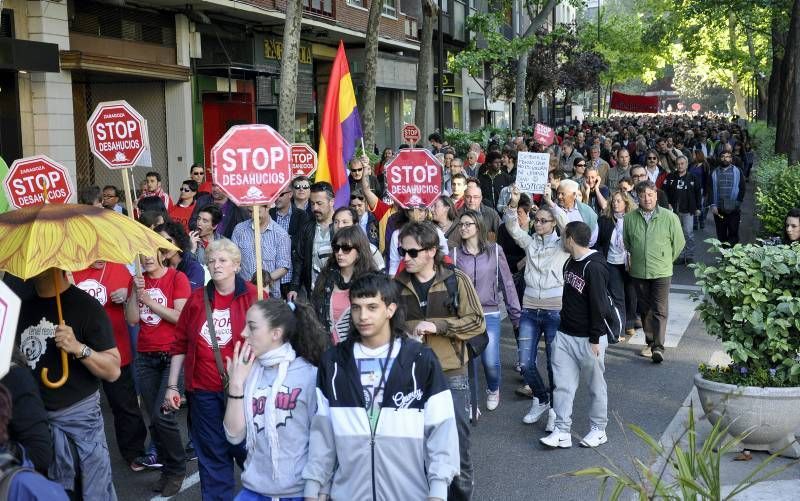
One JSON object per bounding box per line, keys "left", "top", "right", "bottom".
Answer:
{"left": 304, "top": 273, "right": 459, "bottom": 500}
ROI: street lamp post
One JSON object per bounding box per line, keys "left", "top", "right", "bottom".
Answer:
{"left": 437, "top": 0, "right": 445, "bottom": 133}
{"left": 596, "top": 3, "right": 601, "bottom": 118}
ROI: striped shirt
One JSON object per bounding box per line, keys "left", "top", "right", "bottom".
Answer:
{"left": 231, "top": 218, "right": 291, "bottom": 297}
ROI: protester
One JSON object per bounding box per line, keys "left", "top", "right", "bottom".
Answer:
{"left": 504, "top": 187, "right": 567, "bottom": 429}
{"left": 643, "top": 149, "right": 668, "bottom": 188}
{"left": 102, "top": 185, "right": 127, "bottom": 214}
{"left": 452, "top": 209, "right": 520, "bottom": 411}
{"left": 168, "top": 179, "right": 198, "bottom": 233}
{"left": 291, "top": 176, "right": 313, "bottom": 215}
{"left": 559, "top": 139, "right": 583, "bottom": 175}
{"left": 311, "top": 225, "right": 378, "bottom": 344}
{"left": 189, "top": 184, "right": 248, "bottom": 239}
{"left": 287, "top": 182, "right": 336, "bottom": 300}
{"left": 157, "top": 221, "right": 206, "bottom": 291}
{"left": 586, "top": 145, "right": 610, "bottom": 185}
{"left": 540, "top": 222, "right": 610, "bottom": 450}
{"left": 347, "top": 155, "right": 381, "bottom": 196}
{"left": 72, "top": 260, "right": 147, "bottom": 470}
{"left": 624, "top": 181, "right": 685, "bottom": 363}
{"left": 451, "top": 173, "right": 468, "bottom": 209}
{"left": 17, "top": 268, "right": 120, "bottom": 499}
{"left": 432, "top": 195, "right": 460, "bottom": 246}
{"left": 709, "top": 150, "right": 746, "bottom": 246}
{"left": 462, "top": 185, "right": 501, "bottom": 240}
{"left": 478, "top": 151, "right": 513, "bottom": 211}
{"left": 581, "top": 165, "right": 610, "bottom": 214}
{"left": 125, "top": 252, "right": 190, "bottom": 494}
{"left": 663, "top": 155, "right": 702, "bottom": 264}
{"left": 304, "top": 272, "right": 459, "bottom": 500}
{"left": 607, "top": 148, "right": 631, "bottom": 189}
{"left": 190, "top": 163, "right": 212, "bottom": 194}
{"left": 166, "top": 239, "right": 257, "bottom": 500}
{"left": 332, "top": 207, "right": 385, "bottom": 270}
{"left": 394, "top": 222, "right": 485, "bottom": 500}
{"left": 571, "top": 157, "right": 587, "bottom": 186}
{"left": 138, "top": 171, "right": 174, "bottom": 212}
{"left": 782, "top": 208, "right": 800, "bottom": 244}
{"left": 630, "top": 165, "right": 670, "bottom": 209}
{"left": 388, "top": 207, "right": 449, "bottom": 276}
{"left": 595, "top": 191, "right": 638, "bottom": 339}
{"left": 191, "top": 205, "right": 223, "bottom": 265}
{"left": 0, "top": 383, "right": 69, "bottom": 500}
{"left": 231, "top": 205, "right": 291, "bottom": 299}
{"left": 544, "top": 179, "right": 598, "bottom": 247}
{"left": 223, "top": 298, "right": 325, "bottom": 501}
{"left": 349, "top": 190, "right": 380, "bottom": 247}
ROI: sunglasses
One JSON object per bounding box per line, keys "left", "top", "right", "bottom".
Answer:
{"left": 180, "top": 187, "right": 194, "bottom": 192}
{"left": 332, "top": 243, "right": 356, "bottom": 254}
{"left": 294, "top": 184, "right": 310, "bottom": 190}
{"left": 398, "top": 247, "right": 430, "bottom": 258}
{"left": 191, "top": 171, "right": 204, "bottom": 176}
{"left": 576, "top": 163, "right": 586, "bottom": 167}
{"left": 647, "top": 157, "right": 658, "bottom": 160}
{"left": 350, "top": 168, "right": 363, "bottom": 173}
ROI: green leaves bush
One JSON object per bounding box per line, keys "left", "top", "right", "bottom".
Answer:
{"left": 692, "top": 241, "right": 800, "bottom": 387}
{"left": 444, "top": 126, "right": 511, "bottom": 158}
{"left": 751, "top": 122, "right": 800, "bottom": 236}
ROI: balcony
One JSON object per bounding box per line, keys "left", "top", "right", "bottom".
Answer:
{"left": 303, "top": 0, "right": 335, "bottom": 19}
{"left": 405, "top": 16, "right": 419, "bottom": 41}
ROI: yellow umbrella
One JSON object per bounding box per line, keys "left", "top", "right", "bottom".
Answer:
{"left": 0, "top": 204, "right": 180, "bottom": 387}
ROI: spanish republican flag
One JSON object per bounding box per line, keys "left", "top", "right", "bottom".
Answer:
{"left": 316, "top": 41, "right": 363, "bottom": 208}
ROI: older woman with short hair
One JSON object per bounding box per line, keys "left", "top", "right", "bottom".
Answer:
{"left": 166, "top": 238, "right": 258, "bottom": 500}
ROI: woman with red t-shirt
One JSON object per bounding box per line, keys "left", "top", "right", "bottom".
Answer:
{"left": 125, "top": 252, "right": 191, "bottom": 496}
{"left": 165, "top": 238, "right": 257, "bottom": 500}
{"left": 72, "top": 260, "right": 148, "bottom": 469}
{"left": 168, "top": 179, "right": 198, "bottom": 233}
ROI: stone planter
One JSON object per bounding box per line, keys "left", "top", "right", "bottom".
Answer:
{"left": 694, "top": 373, "right": 800, "bottom": 458}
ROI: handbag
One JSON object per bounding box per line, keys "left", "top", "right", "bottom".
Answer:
{"left": 203, "top": 291, "right": 230, "bottom": 392}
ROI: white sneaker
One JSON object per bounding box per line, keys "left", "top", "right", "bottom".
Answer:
{"left": 579, "top": 426, "right": 608, "bottom": 448}
{"left": 540, "top": 430, "right": 572, "bottom": 449}
{"left": 522, "top": 398, "right": 549, "bottom": 424}
{"left": 486, "top": 390, "right": 500, "bottom": 411}
{"left": 544, "top": 408, "right": 557, "bottom": 432}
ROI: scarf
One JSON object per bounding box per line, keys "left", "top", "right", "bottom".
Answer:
{"left": 612, "top": 212, "right": 625, "bottom": 250}
{"left": 244, "top": 342, "right": 297, "bottom": 479}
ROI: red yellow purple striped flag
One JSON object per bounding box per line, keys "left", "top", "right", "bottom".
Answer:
{"left": 316, "top": 41, "right": 363, "bottom": 208}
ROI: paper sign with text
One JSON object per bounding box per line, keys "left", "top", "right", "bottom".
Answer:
{"left": 515, "top": 152, "right": 550, "bottom": 195}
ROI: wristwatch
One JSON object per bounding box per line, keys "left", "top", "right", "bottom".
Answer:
{"left": 76, "top": 344, "right": 92, "bottom": 360}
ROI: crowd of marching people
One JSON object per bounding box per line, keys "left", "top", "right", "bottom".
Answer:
{"left": 3, "top": 113, "right": 800, "bottom": 500}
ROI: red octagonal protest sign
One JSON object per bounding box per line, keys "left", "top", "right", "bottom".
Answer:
{"left": 402, "top": 123, "right": 421, "bottom": 145}
{"left": 86, "top": 100, "right": 148, "bottom": 170}
{"left": 384, "top": 148, "right": 442, "bottom": 209}
{"left": 3, "top": 155, "right": 74, "bottom": 209}
{"left": 211, "top": 124, "right": 292, "bottom": 206}
{"left": 290, "top": 143, "right": 318, "bottom": 178}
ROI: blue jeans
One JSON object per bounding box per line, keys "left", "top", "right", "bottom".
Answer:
{"left": 481, "top": 312, "right": 502, "bottom": 392}
{"left": 447, "top": 374, "right": 473, "bottom": 501}
{"left": 135, "top": 353, "right": 186, "bottom": 477}
{"left": 234, "top": 488, "right": 303, "bottom": 501}
{"left": 518, "top": 308, "right": 560, "bottom": 405}
{"left": 189, "top": 390, "right": 247, "bottom": 501}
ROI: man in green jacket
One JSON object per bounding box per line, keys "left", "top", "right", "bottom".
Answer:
{"left": 623, "top": 180, "right": 685, "bottom": 363}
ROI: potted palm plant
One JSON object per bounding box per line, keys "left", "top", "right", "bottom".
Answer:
{"left": 691, "top": 240, "right": 800, "bottom": 458}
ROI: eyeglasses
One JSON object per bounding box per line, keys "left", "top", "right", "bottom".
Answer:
{"left": 459, "top": 222, "right": 476, "bottom": 228}
{"left": 293, "top": 184, "right": 310, "bottom": 190}
{"left": 102, "top": 194, "right": 117, "bottom": 199}
{"left": 534, "top": 218, "right": 554, "bottom": 224}
{"left": 398, "top": 247, "right": 430, "bottom": 258}
{"left": 576, "top": 163, "right": 586, "bottom": 167}
{"left": 332, "top": 243, "right": 356, "bottom": 254}
{"left": 180, "top": 187, "right": 193, "bottom": 192}
{"left": 350, "top": 168, "right": 363, "bottom": 173}
{"left": 647, "top": 156, "right": 658, "bottom": 160}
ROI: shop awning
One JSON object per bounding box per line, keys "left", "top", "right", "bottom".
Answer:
{"left": 60, "top": 51, "right": 190, "bottom": 81}
{"left": 0, "top": 38, "right": 60, "bottom": 72}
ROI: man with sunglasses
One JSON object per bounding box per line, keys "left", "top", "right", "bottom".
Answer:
{"left": 644, "top": 149, "right": 668, "bottom": 188}
{"left": 347, "top": 156, "right": 381, "bottom": 196}
{"left": 190, "top": 163, "right": 212, "bottom": 194}
{"left": 394, "top": 222, "right": 485, "bottom": 501}
{"left": 629, "top": 165, "right": 670, "bottom": 209}
{"left": 291, "top": 176, "right": 313, "bottom": 216}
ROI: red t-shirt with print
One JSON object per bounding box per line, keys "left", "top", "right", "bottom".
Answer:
{"left": 72, "top": 262, "right": 134, "bottom": 366}
{"left": 191, "top": 290, "right": 236, "bottom": 391}
{"left": 136, "top": 268, "right": 192, "bottom": 353}
{"left": 168, "top": 202, "right": 195, "bottom": 233}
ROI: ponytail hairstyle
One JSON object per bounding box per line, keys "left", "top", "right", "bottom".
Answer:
{"left": 250, "top": 298, "right": 328, "bottom": 366}
{"left": 347, "top": 272, "right": 407, "bottom": 345}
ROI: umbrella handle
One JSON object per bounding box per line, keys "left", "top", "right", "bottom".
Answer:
{"left": 41, "top": 350, "right": 69, "bottom": 388}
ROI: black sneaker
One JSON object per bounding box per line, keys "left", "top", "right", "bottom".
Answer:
{"left": 652, "top": 349, "right": 664, "bottom": 364}
{"left": 185, "top": 442, "right": 197, "bottom": 462}
{"left": 134, "top": 453, "right": 163, "bottom": 470}
{"left": 161, "top": 474, "right": 185, "bottom": 497}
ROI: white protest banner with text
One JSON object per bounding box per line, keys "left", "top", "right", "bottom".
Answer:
{"left": 515, "top": 152, "right": 550, "bottom": 195}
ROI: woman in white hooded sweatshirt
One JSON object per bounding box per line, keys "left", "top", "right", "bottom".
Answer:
{"left": 223, "top": 299, "right": 327, "bottom": 501}
{"left": 504, "top": 186, "right": 569, "bottom": 431}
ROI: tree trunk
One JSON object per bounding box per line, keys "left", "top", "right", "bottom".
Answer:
{"left": 745, "top": 30, "right": 768, "bottom": 120}
{"left": 513, "top": 0, "right": 558, "bottom": 131}
{"left": 514, "top": 49, "right": 529, "bottom": 130}
{"left": 278, "top": 0, "right": 303, "bottom": 140}
{"left": 767, "top": 14, "right": 787, "bottom": 126}
{"left": 778, "top": 0, "right": 800, "bottom": 162}
{"left": 415, "top": 0, "right": 437, "bottom": 135}
{"left": 361, "top": 0, "right": 384, "bottom": 152}
{"left": 727, "top": 13, "right": 748, "bottom": 117}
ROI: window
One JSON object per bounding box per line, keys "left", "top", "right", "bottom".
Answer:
{"left": 383, "top": 0, "right": 397, "bottom": 17}
{"left": 347, "top": 0, "right": 365, "bottom": 8}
